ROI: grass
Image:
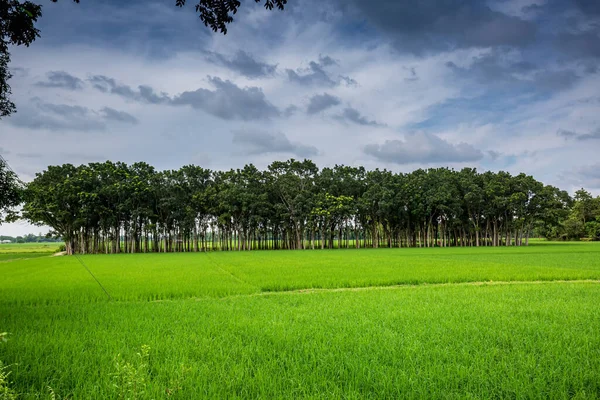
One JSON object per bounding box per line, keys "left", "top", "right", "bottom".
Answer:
{"left": 1, "top": 242, "right": 600, "bottom": 398}
{"left": 2, "top": 243, "right": 600, "bottom": 305}
{"left": 0, "top": 243, "right": 62, "bottom": 263}
{"left": 0, "top": 243, "right": 63, "bottom": 254}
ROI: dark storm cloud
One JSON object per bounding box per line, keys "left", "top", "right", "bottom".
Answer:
{"left": 306, "top": 93, "right": 341, "bottom": 114}
{"left": 318, "top": 55, "right": 338, "bottom": 67}
{"left": 100, "top": 107, "right": 138, "bottom": 124}
{"left": 88, "top": 75, "right": 170, "bottom": 104}
{"left": 446, "top": 51, "right": 580, "bottom": 92}
{"left": 35, "top": 71, "right": 84, "bottom": 90}
{"left": 232, "top": 130, "right": 318, "bottom": 157}
{"left": 9, "top": 67, "right": 28, "bottom": 78}
{"left": 206, "top": 50, "right": 277, "bottom": 79}
{"left": 342, "top": 0, "right": 536, "bottom": 53}
{"left": 574, "top": 0, "right": 600, "bottom": 15}
{"left": 340, "top": 75, "right": 358, "bottom": 86}
{"left": 556, "top": 31, "right": 600, "bottom": 60}
{"left": 6, "top": 98, "right": 138, "bottom": 131}
{"left": 335, "top": 107, "right": 383, "bottom": 127}
{"left": 287, "top": 61, "right": 338, "bottom": 87}
{"left": 558, "top": 128, "right": 600, "bottom": 141}
{"left": 557, "top": 129, "right": 578, "bottom": 139}
{"left": 172, "top": 77, "right": 280, "bottom": 120}
{"left": 8, "top": 98, "right": 106, "bottom": 132}
{"left": 283, "top": 105, "right": 299, "bottom": 117}
{"left": 487, "top": 150, "right": 501, "bottom": 161}
{"left": 533, "top": 69, "right": 580, "bottom": 92}
{"left": 89, "top": 74, "right": 280, "bottom": 121}
{"left": 286, "top": 54, "right": 355, "bottom": 87}
{"left": 364, "top": 133, "right": 483, "bottom": 164}
{"left": 404, "top": 67, "right": 418, "bottom": 82}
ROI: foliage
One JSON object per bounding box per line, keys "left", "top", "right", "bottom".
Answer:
{"left": 0, "top": 157, "right": 22, "bottom": 224}
{"left": 111, "top": 345, "right": 150, "bottom": 400}
{"left": 544, "top": 189, "right": 600, "bottom": 241}
{"left": 0, "top": 360, "right": 17, "bottom": 400}
{"left": 22, "top": 160, "right": 572, "bottom": 254}
{"left": 0, "top": 332, "right": 17, "bottom": 400}
{"left": 0, "top": 0, "right": 42, "bottom": 118}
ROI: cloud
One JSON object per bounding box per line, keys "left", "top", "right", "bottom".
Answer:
{"left": 35, "top": 71, "right": 84, "bottom": 90}
{"left": 9, "top": 67, "right": 28, "bottom": 78}
{"left": 446, "top": 51, "right": 580, "bottom": 93}
{"left": 340, "top": 75, "right": 358, "bottom": 86}
{"left": 88, "top": 75, "right": 170, "bottom": 104}
{"left": 206, "top": 50, "right": 277, "bottom": 79}
{"left": 15, "top": 153, "right": 43, "bottom": 159}
{"left": 558, "top": 128, "right": 600, "bottom": 141}
{"left": 336, "top": 107, "right": 383, "bottom": 127}
{"left": 6, "top": 99, "right": 138, "bottom": 132}
{"left": 576, "top": 163, "right": 600, "bottom": 189}
{"left": 8, "top": 98, "right": 106, "bottom": 132}
{"left": 574, "top": 0, "right": 600, "bottom": 15}
{"left": 285, "top": 55, "right": 349, "bottom": 87}
{"left": 557, "top": 129, "right": 578, "bottom": 139}
{"left": 343, "top": 0, "right": 537, "bottom": 53}
{"left": 89, "top": 74, "right": 280, "bottom": 121}
{"left": 232, "top": 130, "right": 318, "bottom": 157}
{"left": 487, "top": 150, "right": 501, "bottom": 160}
{"left": 306, "top": 93, "right": 341, "bottom": 114}
{"left": 287, "top": 61, "right": 337, "bottom": 87}
{"left": 172, "top": 77, "right": 280, "bottom": 120}
{"left": 283, "top": 105, "right": 299, "bottom": 117}
{"left": 318, "top": 54, "right": 338, "bottom": 67}
{"left": 364, "top": 132, "right": 484, "bottom": 164}
{"left": 404, "top": 67, "right": 419, "bottom": 82}
{"left": 556, "top": 30, "right": 600, "bottom": 60}
{"left": 100, "top": 107, "right": 138, "bottom": 124}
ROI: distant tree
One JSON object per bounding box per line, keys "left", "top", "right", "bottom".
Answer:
{"left": 0, "top": 0, "right": 287, "bottom": 119}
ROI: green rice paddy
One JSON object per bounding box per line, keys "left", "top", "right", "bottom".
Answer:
{"left": 1, "top": 243, "right": 600, "bottom": 398}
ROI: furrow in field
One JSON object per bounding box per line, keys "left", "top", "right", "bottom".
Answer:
{"left": 216, "top": 279, "right": 600, "bottom": 300}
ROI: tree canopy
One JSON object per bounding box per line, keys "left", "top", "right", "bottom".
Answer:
{"left": 0, "top": 0, "right": 287, "bottom": 118}
{"left": 0, "top": 154, "right": 22, "bottom": 224}
{"left": 21, "top": 159, "right": 577, "bottom": 255}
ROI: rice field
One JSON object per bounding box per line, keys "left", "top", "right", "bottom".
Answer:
{"left": 1, "top": 243, "right": 600, "bottom": 398}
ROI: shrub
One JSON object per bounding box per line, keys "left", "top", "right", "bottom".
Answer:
{"left": 111, "top": 345, "right": 150, "bottom": 400}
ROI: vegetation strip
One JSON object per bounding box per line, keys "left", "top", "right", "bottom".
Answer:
{"left": 216, "top": 279, "right": 600, "bottom": 298}
{"left": 13, "top": 160, "right": 600, "bottom": 256}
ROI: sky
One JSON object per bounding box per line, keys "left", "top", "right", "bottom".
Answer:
{"left": 1, "top": 0, "right": 600, "bottom": 236}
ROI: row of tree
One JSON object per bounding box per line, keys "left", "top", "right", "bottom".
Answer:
{"left": 0, "top": 233, "right": 63, "bottom": 243}
{"left": 17, "top": 159, "right": 582, "bottom": 255}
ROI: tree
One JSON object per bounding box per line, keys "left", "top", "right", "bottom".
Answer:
{"left": 21, "top": 159, "right": 579, "bottom": 255}
{"left": 1, "top": 0, "right": 42, "bottom": 117}
{"left": 0, "top": 0, "right": 287, "bottom": 119}
{"left": 0, "top": 155, "right": 21, "bottom": 223}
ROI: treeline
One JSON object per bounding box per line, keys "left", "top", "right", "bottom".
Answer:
{"left": 20, "top": 159, "right": 581, "bottom": 255}
{"left": 0, "top": 234, "right": 63, "bottom": 244}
